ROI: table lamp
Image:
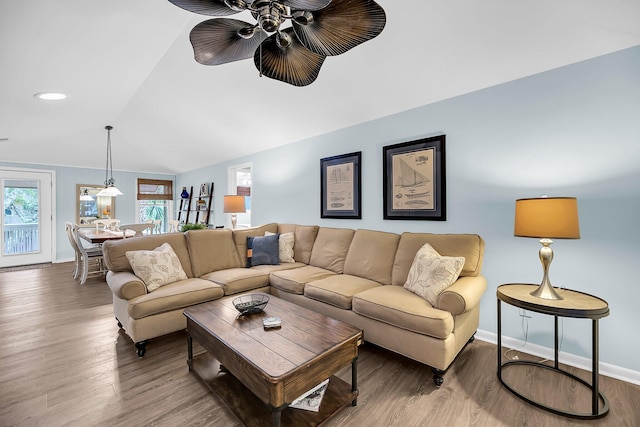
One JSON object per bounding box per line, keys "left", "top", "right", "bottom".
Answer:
{"left": 514, "top": 197, "right": 580, "bottom": 300}
{"left": 223, "top": 195, "right": 246, "bottom": 229}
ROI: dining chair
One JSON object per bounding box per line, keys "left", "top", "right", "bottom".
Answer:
{"left": 167, "top": 220, "right": 180, "bottom": 233}
{"left": 64, "top": 221, "right": 82, "bottom": 279}
{"left": 119, "top": 223, "right": 155, "bottom": 238}
{"left": 145, "top": 219, "right": 162, "bottom": 234}
{"left": 93, "top": 218, "right": 120, "bottom": 231}
{"left": 71, "top": 223, "right": 106, "bottom": 284}
{"left": 65, "top": 221, "right": 100, "bottom": 280}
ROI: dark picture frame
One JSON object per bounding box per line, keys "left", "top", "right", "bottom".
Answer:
{"left": 383, "top": 135, "right": 446, "bottom": 221}
{"left": 321, "top": 151, "right": 362, "bottom": 219}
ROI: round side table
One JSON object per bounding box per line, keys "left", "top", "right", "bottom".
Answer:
{"left": 496, "top": 283, "right": 610, "bottom": 419}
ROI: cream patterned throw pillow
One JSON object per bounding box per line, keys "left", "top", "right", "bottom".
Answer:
{"left": 126, "top": 242, "right": 188, "bottom": 292}
{"left": 265, "top": 231, "right": 295, "bottom": 263}
{"left": 403, "top": 243, "right": 465, "bottom": 306}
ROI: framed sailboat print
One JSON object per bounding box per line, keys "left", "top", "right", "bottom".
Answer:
{"left": 321, "top": 151, "right": 361, "bottom": 219}
{"left": 383, "top": 135, "right": 446, "bottom": 220}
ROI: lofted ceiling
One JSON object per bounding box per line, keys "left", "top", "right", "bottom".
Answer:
{"left": 1, "top": 0, "right": 639, "bottom": 175}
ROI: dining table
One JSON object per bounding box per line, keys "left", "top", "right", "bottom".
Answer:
{"left": 77, "top": 228, "right": 135, "bottom": 244}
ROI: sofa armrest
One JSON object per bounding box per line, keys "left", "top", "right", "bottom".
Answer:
{"left": 106, "top": 271, "right": 147, "bottom": 300}
{"left": 436, "top": 275, "right": 487, "bottom": 315}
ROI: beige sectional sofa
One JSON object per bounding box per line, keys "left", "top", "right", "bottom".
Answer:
{"left": 102, "top": 223, "right": 486, "bottom": 386}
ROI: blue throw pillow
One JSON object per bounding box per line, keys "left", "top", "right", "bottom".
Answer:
{"left": 247, "top": 234, "right": 280, "bottom": 267}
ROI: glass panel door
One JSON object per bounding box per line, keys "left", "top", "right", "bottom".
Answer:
{"left": 1, "top": 169, "right": 53, "bottom": 268}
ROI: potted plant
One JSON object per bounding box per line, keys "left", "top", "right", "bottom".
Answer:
{"left": 180, "top": 223, "right": 207, "bottom": 232}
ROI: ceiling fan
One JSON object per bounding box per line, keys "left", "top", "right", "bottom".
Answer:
{"left": 168, "top": 0, "right": 386, "bottom": 86}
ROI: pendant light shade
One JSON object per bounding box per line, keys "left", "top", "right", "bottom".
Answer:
{"left": 79, "top": 188, "right": 94, "bottom": 201}
{"left": 96, "top": 125, "right": 123, "bottom": 197}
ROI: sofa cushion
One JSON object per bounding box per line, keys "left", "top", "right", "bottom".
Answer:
{"left": 343, "top": 229, "right": 400, "bottom": 285}
{"left": 247, "top": 234, "right": 280, "bottom": 267}
{"left": 270, "top": 265, "right": 337, "bottom": 294}
{"left": 392, "top": 232, "right": 484, "bottom": 285}
{"left": 352, "top": 286, "right": 454, "bottom": 340}
{"left": 201, "top": 268, "right": 270, "bottom": 295}
{"left": 185, "top": 229, "right": 243, "bottom": 277}
{"left": 128, "top": 278, "right": 224, "bottom": 319}
{"left": 250, "top": 262, "right": 306, "bottom": 273}
{"left": 304, "top": 275, "right": 382, "bottom": 309}
{"left": 265, "top": 231, "right": 295, "bottom": 263}
{"left": 278, "top": 224, "right": 318, "bottom": 265}
{"left": 309, "top": 227, "right": 354, "bottom": 273}
{"left": 403, "top": 243, "right": 465, "bottom": 306}
{"left": 103, "top": 233, "right": 193, "bottom": 277}
{"left": 125, "top": 242, "right": 188, "bottom": 292}
{"left": 233, "top": 223, "right": 279, "bottom": 267}
{"left": 293, "top": 225, "right": 318, "bottom": 265}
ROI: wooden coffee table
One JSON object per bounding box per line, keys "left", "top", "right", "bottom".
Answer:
{"left": 184, "top": 293, "right": 363, "bottom": 427}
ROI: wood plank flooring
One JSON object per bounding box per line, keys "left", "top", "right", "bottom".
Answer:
{"left": 1, "top": 262, "right": 639, "bottom": 426}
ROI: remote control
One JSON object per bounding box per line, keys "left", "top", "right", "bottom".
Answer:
{"left": 263, "top": 316, "right": 282, "bottom": 328}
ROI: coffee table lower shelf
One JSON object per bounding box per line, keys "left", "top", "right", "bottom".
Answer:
{"left": 190, "top": 352, "right": 357, "bottom": 427}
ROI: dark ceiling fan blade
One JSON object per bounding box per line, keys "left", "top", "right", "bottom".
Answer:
{"left": 190, "top": 19, "right": 267, "bottom": 65}
{"left": 292, "top": 0, "right": 386, "bottom": 56}
{"left": 254, "top": 28, "right": 326, "bottom": 86}
{"left": 281, "top": 0, "right": 332, "bottom": 11}
{"left": 168, "top": 0, "right": 241, "bottom": 16}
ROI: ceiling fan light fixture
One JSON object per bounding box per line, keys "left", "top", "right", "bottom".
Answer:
{"left": 292, "top": 11, "right": 313, "bottom": 25}
{"left": 238, "top": 25, "right": 258, "bottom": 39}
{"left": 169, "top": 0, "right": 386, "bottom": 86}
{"left": 190, "top": 18, "right": 267, "bottom": 65}
{"left": 276, "top": 31, "right": 292, "bottom": 48}
{"left": 224, "top": 0, "right": 248, "bottom": 12}
{"left": 257, "top": 2, "right": 286, "bottom": 33}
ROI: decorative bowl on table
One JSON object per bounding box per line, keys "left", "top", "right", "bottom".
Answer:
{"left": 233, "top": 294, "right": 269, "bottom": 315}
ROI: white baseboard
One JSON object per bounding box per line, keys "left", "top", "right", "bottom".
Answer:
{"left": 475, "top": 329, "right": 640, "bottom": 386}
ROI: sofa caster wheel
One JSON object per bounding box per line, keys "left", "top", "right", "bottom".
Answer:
{"left": 468, "top": 334, "right": 475, "bottom": 343}
{"left": 432, "top": 368, "right": 444, "bottom": 388}
{"left": 135, "top": 341, "right": 147, "bottom": 357}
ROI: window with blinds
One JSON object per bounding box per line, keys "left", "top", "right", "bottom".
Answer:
{"left": 137, "top": 179, "right": 173, "bottom": 200}
{"left": 136, "top": 179, "right": 174, "bottom": 233}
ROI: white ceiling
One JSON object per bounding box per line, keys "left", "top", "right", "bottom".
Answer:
{"left": 1, "top": 0, "right": 639, "bottom": 175}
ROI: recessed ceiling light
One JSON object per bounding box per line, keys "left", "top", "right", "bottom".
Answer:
{"left": 34, "top": 92, "right": 67, "bottom": 101}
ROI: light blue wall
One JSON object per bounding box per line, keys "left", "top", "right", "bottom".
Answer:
{"left": 179, "top": 46, "right": 640, "bottom": 373}
{"left": 0, "top": 162, "right": 174, "bottom": 261}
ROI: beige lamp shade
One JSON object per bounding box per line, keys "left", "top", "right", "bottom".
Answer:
{"left": 223, "top": 195, "right": 246, "bottom": 213}
{"left": 514, "top": 197, "right": 580, "bottom": 239}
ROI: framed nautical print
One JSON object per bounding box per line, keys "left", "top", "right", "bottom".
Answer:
{"left": 321, "top": 151, "right": 361, "bottom": 219}
{"left": 383, "top": 135, "right": 446, "bottom": 221}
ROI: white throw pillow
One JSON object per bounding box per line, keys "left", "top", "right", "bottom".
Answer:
{"left": 403, "top": 243, "right": 465, "bottom": 306}
{"left": 126, "top": 242, "right": 188, "bottom": 292}
{"left": 265, "top": 231, "right": 295, "bottom": 263}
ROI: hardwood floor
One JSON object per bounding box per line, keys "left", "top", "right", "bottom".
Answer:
{"left": 1, "top": 262, "right": 639, "bottom": 426}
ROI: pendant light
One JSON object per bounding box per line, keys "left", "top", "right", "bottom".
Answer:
{"left": 79, "top": 188, "right": 94, "bottom": 201}
{"left": 96, "top": 125, "right": 123, "bottom": 197}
